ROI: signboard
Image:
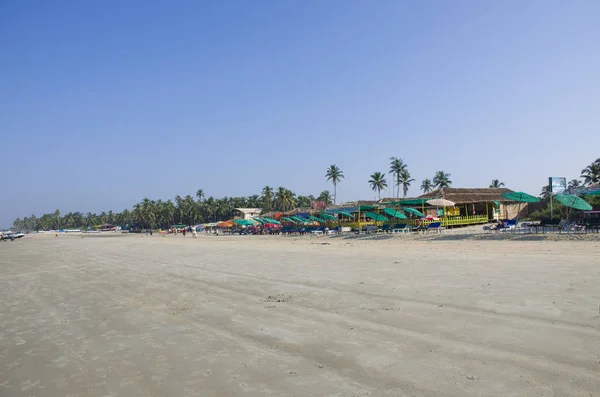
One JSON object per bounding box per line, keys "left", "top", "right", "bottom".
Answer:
{"left": 549, "top": 177, "right": 566, "bottom": 193}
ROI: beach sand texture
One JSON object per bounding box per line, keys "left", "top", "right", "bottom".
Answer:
{"left": 1, "top": 234, "right": 600, "bottom": 396}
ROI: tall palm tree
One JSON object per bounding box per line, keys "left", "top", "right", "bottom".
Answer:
{"left": 368, "top": 172, "right": 387, "bottom": 200}
{"left": 433, "top": 171, "right": 452, "bottom": 189}
{"left": 489, "top": 179, "right": 505, "bottom": 188}
{"left": 581, "top": 158, "right": 600, "bottom": 186}
{"left": 398, "top": 170, "right": 415, "bottom": 198}
{"left": 195, "top": 189, "right": 205, "bottom": 202}
{"left": 421, "top": 179, "right": 433, "bottom": 194}
{"left": 325, "top": 165, "right": 344, "bottom": 204}
{"left": 389, "top": 157, "right": 406, "bottom": 198}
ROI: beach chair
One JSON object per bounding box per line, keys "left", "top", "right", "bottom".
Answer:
{"left": 381, "top": 224, "right": 392, "bottom": 233}
{"left": 426, "top": 222, "right": 443, "bottom": 233}
{"left": 392, "top": 224, "right": 409, "bottom": 233}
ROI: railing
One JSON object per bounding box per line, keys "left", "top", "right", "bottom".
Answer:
{"left": 404, "top": 215, "right": 489, "bottom": 228}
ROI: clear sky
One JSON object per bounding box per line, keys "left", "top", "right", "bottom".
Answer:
{"left": 1, "top": 0, "right": 599, "bottom": 227}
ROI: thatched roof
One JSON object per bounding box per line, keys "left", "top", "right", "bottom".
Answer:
{"left": 417, "top": 187, "right": 515, "bottom": 204}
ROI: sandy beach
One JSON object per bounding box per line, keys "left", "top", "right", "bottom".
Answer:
{"left": 1, "top": 232, "right": 600, "bottom": 396}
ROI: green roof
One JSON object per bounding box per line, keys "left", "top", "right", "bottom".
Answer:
{"left": 383, "top": 208, "right": 407, "bottom": 219}
{"left": 388, "top": 199, "right": 428, "bottom": 205}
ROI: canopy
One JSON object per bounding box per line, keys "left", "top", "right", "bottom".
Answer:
{"left": 233, "top": 219, "right": 255, "bottom": 226}
{"left": 337, "top": 210, "right": 354, "bottom": 218}
{"left": 365, "top": 212, "right": 389, "bottom": 222}
{"left": 402, "top": 207, "right": 424, "bottom": 217}
{"left": 282, "top": 217, "right": 297, "bottom": 224}
{"left": 555, "top": 194, "right": 593, "bottom": 211}
{"left": 383, "top": 207, "right": 407, "bottom": 219}
{"left": 391, "top": 199, "right": 428, "bottom": 205}
{"left": 427, "top": 198, "right": 456, "bottom": 207}
{"left": 320, "top": 213, "right": 338, "bottom": 221}
{"left": 308, "top": 215, "right": 326, "bottom": 223}
{"left": 217, "top": 220, "right": 233, "bottom": 227}
{"left": 291, "top": 216, "right": 310, "bottom": 224}
{"left": 252, "top": 218, "right": 265, "bottom": 224}
{"left": 501, "top": 191, "right": 541, "bottom": 203}
{"left": 585, "top": 189, "right": 600, "bottom": 196}
{"left": 261, "top": 218, "right": 281, "bottom": 225}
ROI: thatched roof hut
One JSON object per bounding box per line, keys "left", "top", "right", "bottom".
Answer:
{"left": 416, "top": 187, "right": 515, "bottom": 204}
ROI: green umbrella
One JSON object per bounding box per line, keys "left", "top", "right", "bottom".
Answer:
{"left": 402, "top": 207, "right": 424, "bottom": 217}
{"left": 365, "top": 212, "right": 388, "bottom": 222}
{"left": 383, "top": 207, "right": 407, "bottom": 219}
{"left": 261, "top": 218, "right": 281, "bottom": 225}
{"left": 501, "top": 191, "right": 541, "bottom": 225}
{"left": 501, "top": 191, "right": 541, "bottom": 203}
{"left": 308, "top": 215, "right": 326, "bottom": 223}
{"left": 320, "top": 213, "right": 338, "bottom": 221}
{"left": 555, "top": 194, "right": 592, "bottom": 211}
{"left": 282, "top": 217, "right": 297, "bottom": 224}
{"left": 336, "top": 210, "right": 354, "bottom": 218}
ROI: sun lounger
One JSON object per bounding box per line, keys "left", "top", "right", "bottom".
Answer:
{"left": 426, "top": 222, "right": 443, "bottom": 233}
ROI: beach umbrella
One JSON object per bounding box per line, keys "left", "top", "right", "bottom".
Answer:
{"left": 383, "top": 207, "right": 407, "bottom": 219}
{"left": 233, "top": 219, "right": 255, "bottom": 226}
{"left": 426, "top": 199, "right": 455, "bottom": 207}
{"left": 402, "top": 207, "right": 424, "bottom": 217}
{"left": 556, "top": 193, "right": 592, "bottom": 222}
{"left": 501, "top": 191, "right": 541, "bottom": 225}
{"left": 320, "top": 213, "right": 339, "bottom": 221}
{"left": 555, "top": 193, "right": 593, "bottom": 211}
{"left": 501, "top": 191, "right": 541, "bottom": 203}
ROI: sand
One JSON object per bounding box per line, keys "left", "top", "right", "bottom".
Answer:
{"left": 1, "top": 232, "right": 600, "bottom": 396}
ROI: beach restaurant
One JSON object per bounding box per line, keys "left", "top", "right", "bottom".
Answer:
{"left": 272, "top": 188, "right": 528, "bottom": 230}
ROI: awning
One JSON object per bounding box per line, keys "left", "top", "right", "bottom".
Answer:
{"left": 252, "top": 218, "right": 265, "bottom": 224}
{"left": 233, "top": 219, "right": 255, "bottom": 226}
{"left": 395, "top": 199, "right": 428, "bottom": 205}
{"left": 320, "top": 213, "right": 338, "bottom": 221}
{"left": 383, "top": 208, "right": 407, "bottom": 219}
{"left": 282, "top": 217, "right": 297, "bottom": 224}
{"left": 309, "top": 215, "right": 326, "bottom": 223}
{"left": 402, "top": 207, "right": 424, "bottom": 217}
{"left": 262, "top": 218, "right": 281, "bottom": 225}
{"left": 337, "top": 211, "right": 354, "bottom": 218}
{"left": 365, "top": 212, "right": 389, "bottom": 222}
{"left": 292, "top": 216, "right": 311, "bottom": 224}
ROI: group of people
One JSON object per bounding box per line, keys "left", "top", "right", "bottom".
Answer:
{"left": 0, "top": 232, "right": 14, "bottom": 242}
{"left": 171, "top": 226, "right": 198, "bottom": 238}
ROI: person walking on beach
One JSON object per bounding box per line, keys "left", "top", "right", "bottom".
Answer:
{"left": 182, "top": 227, "right": 186, "bottom": 237}
{"left": 192, "top": 226, "right": 197, "bottom": 239}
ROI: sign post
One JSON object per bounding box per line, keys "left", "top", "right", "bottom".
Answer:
{"left": 549, "top": 177, "right": 566, "bottom": 219}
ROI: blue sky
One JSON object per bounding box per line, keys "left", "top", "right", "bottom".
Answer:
{"left": 1, "top": 0, "right": 599, "bottom": 226}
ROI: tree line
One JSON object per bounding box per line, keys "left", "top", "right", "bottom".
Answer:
{"left": 11, "top": 157, "right": 599, "bottom": 231}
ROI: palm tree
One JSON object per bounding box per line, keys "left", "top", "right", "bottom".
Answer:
{"left": 581, "top": 158, "right": 600, "bottom": 186}
{"left": 489, "top": 179, "right": 505, "bottom": 188}
{"left": 540, "top": 184, "right": 552, "bottom": 201}
{"left": 318, "top": 190, "right": 333, "bottom": 205}
{"left": 433, "top": 171, "right": 452, "bottom": 189}
{"left": 568, "top": 179, "right": 582, "bottom": 193}
{"left": 389, "top": 157, "right": 406, "bottom": 198}
{"left": 262, "top": 186, "right": 274, "bottom": 210}
{"left": 325, "top": 165, "right": 344, "bottom": 204}
{"left": 275, "top": 187, "right": 296, "bottom": 212}
{"left": 398, "top": 170, "right": 415, "bottom": 198}
{"left": 195, "top": 189, "right": 205, "bottom": 202}
{"left": 421, "top": 179, "right": 433, "bottom": 194}
{"left": 368, "top": 172, "right": 387, "bottom": 200}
